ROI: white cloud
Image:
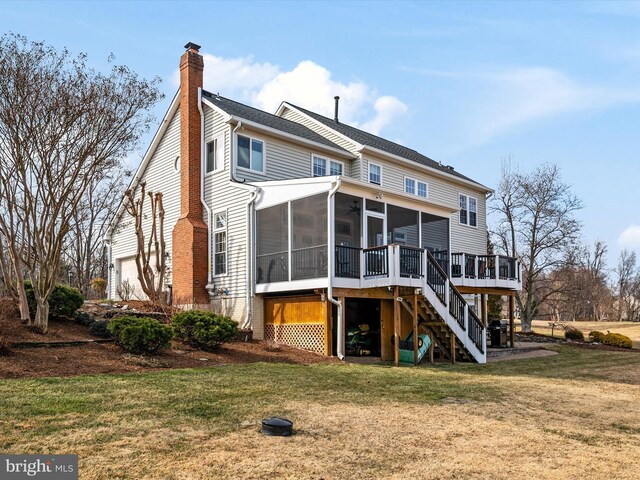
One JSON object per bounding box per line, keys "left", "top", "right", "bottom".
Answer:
{"left": 174, "top": 54, "right": 407, "bottom": 136}
{"left": 619, "top": 225, "right": 640, "bottom": 249}
{"left": 361, "top": 96, "right": 409, "bottom": 135}
{"left": 409, "top": 65, "right": 640, "bottom": 145}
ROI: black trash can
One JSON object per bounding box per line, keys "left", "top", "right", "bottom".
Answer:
{"left": 489, "top": 320, "right": 508, "bottom": 348}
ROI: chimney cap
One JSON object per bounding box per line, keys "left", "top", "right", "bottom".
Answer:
{"left": 184, "top": 42, "right": 201, "bottom": 52}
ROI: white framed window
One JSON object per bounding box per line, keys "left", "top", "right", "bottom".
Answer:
{"left": 369, "top": 162, "right": 381, "bottom": 185}
{"left": 405, "top": 177, "right": 415, "bottom": 195}
{"left": 213, "top": 211, "right": 227, "bottom": 276}
{"left": 405, "top": 176, "right": 428, "bottom": 198}
{"left": 312, "top": 155, "right": 343, "bottom": 177}
{"left": 459, "top": 194, "right": 478, "bottom": 227}
{"left": 417, "top": 181, "right": 428, "bottom": 198}
{"left": 237, "top": 134, "right": 265, "bottom": 173}
{"left": 206, "top": 136, "right": 225, "bottom": 174}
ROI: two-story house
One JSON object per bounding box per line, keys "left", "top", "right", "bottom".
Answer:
{"left": 105, "top": 43, "right": 521, "bottom": 364}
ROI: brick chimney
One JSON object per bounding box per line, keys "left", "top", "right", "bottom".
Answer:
{"left": 172, "top": 42, "right": 209, "bottom": 304}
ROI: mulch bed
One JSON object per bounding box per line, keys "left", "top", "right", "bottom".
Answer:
{"left": 0, "top": 302, "right": 337, "bottom": 379}
{"left": 517, "top": 332, "right": 638, "bottom": 353}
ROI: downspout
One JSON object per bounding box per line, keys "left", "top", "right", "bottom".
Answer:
{"left": 326, "top": 178, "right": 344, "bottom": 359}
{"left": 243, "top": 188, "right": 259, "bottom": 329}
{"left": 105, "top": 238, "right": 112, "bottom": 300}
{"left": 230, "top": 119, "right": 260, "bottom": 329}
{"left": 198, "top": 88, "right": 214, "bottom": 291}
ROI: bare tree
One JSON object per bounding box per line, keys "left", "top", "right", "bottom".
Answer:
{"left": 0, "top": 34, "right": 162, "bottom": 332}
{"left": 491, "top": 161, "right": 583, "bottom": 332}
{"left": 63, "top": 166, "right": 130, "bottom": 297}
{"left": 123, "top": 182, "right": 168, "bottom": 305}
{"left": 615, "top": 249, "right": 639, "bottom": 321}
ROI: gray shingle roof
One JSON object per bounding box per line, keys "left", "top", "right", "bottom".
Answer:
{"left": 202, "top": 91, "right": 350, "bottom": 153}
{"left": 285, "top": 103, "right": 484, "bottom": 187}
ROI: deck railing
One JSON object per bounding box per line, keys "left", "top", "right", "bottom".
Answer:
{"left": 467, "top": 307, "right": 484, "bottom": 353}
{"left": 363, "top": 246, "right": 388, "bottom": 277}
{"left": 399, "top": 246, "right": 423, "bottom": 278}
{"left": 451, "top": 252, "right": 520, "bottom": 282}
{"left": 335, "top": 245, "right": 361, "bottom": 278}
{"left": 291, "top": 245, "right": 327, "bottom": 280}
{"left": 448, "top": 284, "right": 466, "bottom": 329}
{"left": 425, "top": 250, "right": 447, "bottom": 304}
{"left": 256, "top": 251, "right": 288, "bottom": 284}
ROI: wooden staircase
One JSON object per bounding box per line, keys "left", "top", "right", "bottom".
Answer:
{"left": 400, "top": 251, "right": 486, "bottom": 363}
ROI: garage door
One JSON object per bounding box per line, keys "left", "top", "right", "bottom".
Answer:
{"left": 117, "top": 256, "right": 146, "bottom": 301}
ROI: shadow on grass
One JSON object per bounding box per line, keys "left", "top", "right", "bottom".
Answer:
{"left": 436, "top": 345, "right": 640, "bottom": 386}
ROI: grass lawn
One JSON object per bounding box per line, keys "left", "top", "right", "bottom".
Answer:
{"left": 523, "top": 319, "right": 640, "bottom": 348}
{"left": 1, "top": 346, "right": 639, "bottom": 479}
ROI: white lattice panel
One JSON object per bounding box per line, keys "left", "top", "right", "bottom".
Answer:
{"left": 265, "top": 323, "right": 325, "bottom": 354}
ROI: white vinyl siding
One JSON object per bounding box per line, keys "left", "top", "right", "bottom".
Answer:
{"left": 109, "top": 107, "right": 182, "bottom": 299}
{"left": 234, "top": 129, "right": 351, "bottom": 183}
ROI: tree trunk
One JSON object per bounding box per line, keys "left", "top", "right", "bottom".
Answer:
{"left": 33, "top": 297, "right": 49, "bottom": 333}
{"left": 17, "top": 284, "right": 31, "bottom": 324}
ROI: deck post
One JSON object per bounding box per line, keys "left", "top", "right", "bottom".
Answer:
{"left": 339, "top": 296, "right": 346, "bottom": 356}
{"left": 481, "top": 294, "right": 487, "bottom": 327}
{"left": 324, "top": 290, "right": 332, "bottom": 356}
{"left": 509, "top": 294, "right": 515, "bottom": 347}
{"left": 429, "top": 332, "right": 434, "bottom": 363}
{"left": 412, "top": 293, "right": 419, "bottom": 366}
{"left": 393, "top": 286, "right": 400, "bottom": 367}
{"left": 450, "top": 332, "right": 456, "bottom": 364}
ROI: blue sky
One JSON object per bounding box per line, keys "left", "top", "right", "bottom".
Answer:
{"left": 2, "top": 0, "right": 639, "bottom": 269}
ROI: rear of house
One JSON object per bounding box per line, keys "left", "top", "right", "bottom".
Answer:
{"left": 106, "top": 43, "right": 522, "bottom": 364}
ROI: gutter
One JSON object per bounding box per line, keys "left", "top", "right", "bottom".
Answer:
{"left": 229, "top": 120, "right": 261, "bottom": 330}
{"left": 326, "top": 178, "right": 344, "bottom": 359}
{"left": 198, "top": 88, "right": 214, "bottom": 291}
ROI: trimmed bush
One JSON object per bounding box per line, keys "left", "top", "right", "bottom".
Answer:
{"left": 589, "top": 331, "right": 606, "bottom": 343}
{"left": 603, "top": 333, "right": 633, "bottom": 349}
{"left": 564, "top": 327, "right": 584, "bottom": 341}
{"left": 108, "top": 316, "right": 173, "bottom": 354}
{"left": 89, "top": 320, "right": 112, "bottom": 339}
{"left": 24, "top": 281, "right": 84, "bottom": 318}
{"left": 172, "top": 310, "right": 238, "bottom": 350}
{"left": 74, "top": 311, "right": 96, "bottom": 326}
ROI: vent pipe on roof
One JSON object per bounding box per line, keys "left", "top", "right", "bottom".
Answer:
{"left": 334, "top": 96, "right": 340, "bottom": 123}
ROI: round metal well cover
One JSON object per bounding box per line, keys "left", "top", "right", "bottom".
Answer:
{"left": 261, "top": 417, "right": 293, "bottom": 436}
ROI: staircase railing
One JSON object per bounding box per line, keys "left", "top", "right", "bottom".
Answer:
{"left": 424, "top": 251, "right": 486, "bottom": 363}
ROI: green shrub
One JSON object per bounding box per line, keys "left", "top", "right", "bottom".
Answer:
{"left": 588, "top": 331, "right": 606, "bottom": 343}
{"left": 564, "top": 327, "right": 584, "bottom": 341}
{"left": 24, "top": 281, "right": 84, "bottom": 318}
{"left": 89, "top": 320, "right": 112, "bottom": 339}
{"left": 74, "top": 311, "right": 96, "bottom": 326}
{"left": 603, "top": 332, "right": 633, "bottom": 349}
{"left": 172, "top": 310, "right": 238, "bottom": 350}
{"left": 108, "top": 316, "right": 173, "bottom": 354}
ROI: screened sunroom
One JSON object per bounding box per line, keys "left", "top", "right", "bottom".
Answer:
{"left": 253, "top": 177, "right": 453, "bottom": 293}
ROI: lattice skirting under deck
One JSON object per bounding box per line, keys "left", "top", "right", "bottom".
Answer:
{"left": 265, "top": 323, "right": 325, "bottom": 354}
